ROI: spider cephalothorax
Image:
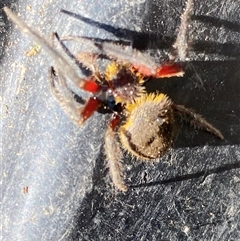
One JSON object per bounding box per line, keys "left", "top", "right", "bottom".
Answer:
{"left": 104, "top": 62, "right": 146, "bottom": 104}
{"left": 4, "top": 0, "right": 223, "bottom": 192}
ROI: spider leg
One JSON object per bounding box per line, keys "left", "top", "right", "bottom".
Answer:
{"left": 64, "top": 35, "right": 159, "bottom": 76}
{"left": 58, "top": 1, "right": 193, "bottom": 78}
{"left": 60, "top": 35, "right": 157, "bottom": 76}
{"left": 104, "top": 114, "right": 127, "bottom": 192}
{"left": 53, "top": 32, "right": 82, "bottom": 68}
{"left": 99, "top": 0, "right": 194, "bottom": 77}
{"left": 49, "top": 67, "right": 86, "bottom": 125}
{"left": 49, "top": 67, "right": 100, "bottom": 125}
{"left": 3, "top": 7, "right": 99, "bottom": 94}
{"left": 170, "top": 0, "right": 194, "bottom": 62}
{"left": 61, "top": 35, "right": 184, "bottom": 78}
{"left": 54, "top": 33, "right": 100, "bottom": 75}
{"left": 60, "top": 34, "right": 180, "bottom": 84}
{"left": 172, "top": 104, "right": 224, "bottom": 139}
{"left": 76, "top": 52, "right": 101, "bottom": 78}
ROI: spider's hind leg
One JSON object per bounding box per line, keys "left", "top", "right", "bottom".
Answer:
{"left": 49, "top": 66, "right": 86, "bottom": 125}
{"left": 172, "top": 104, "right": 224, "bottom": 139}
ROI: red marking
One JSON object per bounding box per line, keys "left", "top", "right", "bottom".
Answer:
{"left": 82, "top": 77, "right": 99, "bottom": 93}
{"left": 155, "top": 63, "right": 184, "bottom": 78}
{"left": 81, "top": 97, "right": 99, "bottom": 122}
{"left": 110, "top": 114, "right": 120, "bottom": 130}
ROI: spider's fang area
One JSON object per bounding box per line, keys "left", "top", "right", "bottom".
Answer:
{"left": 109, "top": 114, "right": 120, "bottom": 130}
{"left": 80, "top": 97, "right": 99, "bottom": 124}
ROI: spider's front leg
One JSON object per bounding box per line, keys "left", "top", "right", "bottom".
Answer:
{"left": 3, "top": 7, "right": 99, "bottom": 96}
{"left": 49, "top": 67, "right": 100, "bottom": 125}
{"left": 153, "top": 0, "right": 194, "bottom": 78}
{"left": 104, "top": 114, "right": 127, "bottom": 192}
{"left": 50, "top": 34, "right": 103, "bottom": 124}
{"left": 169, "top": 0, "right": 193, "bottom": 62}
{"left": 53, "top": 33, "right": 102, "bottom": 79}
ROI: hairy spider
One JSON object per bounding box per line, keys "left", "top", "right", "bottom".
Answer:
{"left": 4, "top": 0, "right": 223, "bottom": 192}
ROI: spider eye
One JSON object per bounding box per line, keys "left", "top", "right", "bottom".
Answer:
{"left": 107, "top": 95, "right": 116, "bottom": 110}
{"left": 157, "top": 109, "right": 168, "bottom": 125}
{"left": 156, "top": 117, "right": 164, "bottom": 125}
{"left": 159, "top": 109, "right": 168, "bottom": 117}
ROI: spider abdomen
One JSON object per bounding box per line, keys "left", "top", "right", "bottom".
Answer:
{"left": 119, "top": 93, "right": 174, "bottom": 160}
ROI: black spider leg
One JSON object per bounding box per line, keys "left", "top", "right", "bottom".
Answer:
{"left": 50, "top": 34, "right": 101, "bottom": 114}
{"left": 54, "top": 33, "right": 109, "bottom": 82}
{"left": 59, "top": 35, "right": 122, "bottom": 59}
{"left": 172, "top": 104, "right": 224, "bottom": 139}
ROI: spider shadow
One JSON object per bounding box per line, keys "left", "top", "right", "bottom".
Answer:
{"left": 129, "top": 160, "right": 240, "bottom": 189}
{"left": 61, "top": 10, "right": 240, "bottom": 58}
{"left": 0, "top": 3, "right": 16, "bottom": 62}
{"left": 191, "top": 15, "right": 240, "bottom": 58}
{"left": 60, "top": 9, "right": 176, "bottom": 51}
{"left": 68, "top": 142, "right": 240, "bottom": 238}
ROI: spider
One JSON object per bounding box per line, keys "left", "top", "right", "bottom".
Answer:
{"left": 4, "top": 0, "right": 223, "bottom": 192}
